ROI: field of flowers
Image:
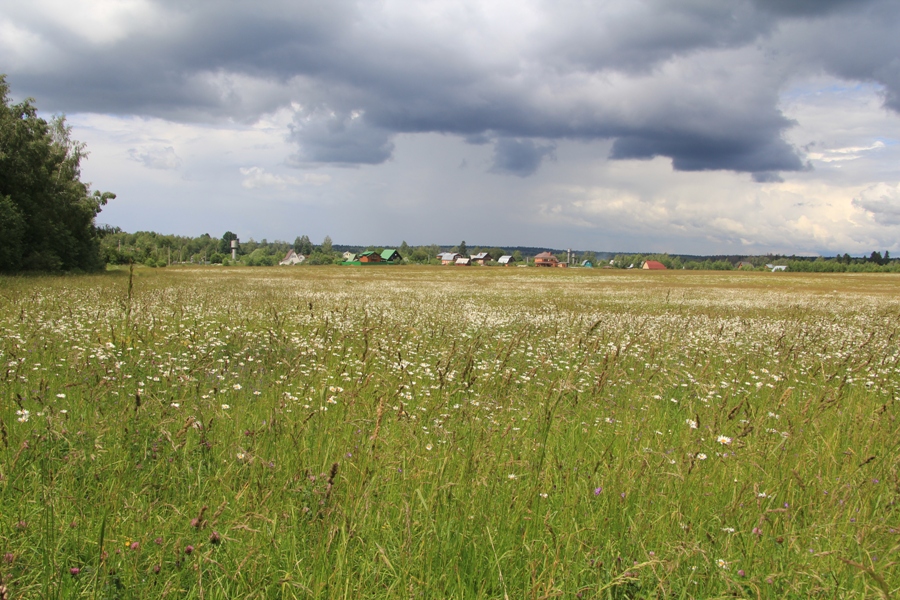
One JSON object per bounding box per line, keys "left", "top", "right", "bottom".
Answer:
{"left": 1, "top": 266, "right": 898, "bottom": 598}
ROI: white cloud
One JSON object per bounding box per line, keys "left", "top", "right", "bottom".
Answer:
{"left": 239, "top": 167, "right": 330, "bottom": 189}
{"left": 806, "top": 141, "right": 885, "bottom": 163}
{"left": 852, "top": 182, "right": 900, "bottom": 225}
{"left": 128, "top": 145, "right": 182, "bottom": 170}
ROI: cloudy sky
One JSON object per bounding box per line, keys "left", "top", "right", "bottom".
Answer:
{"left": 3, "top": 0, "right": 900, "bottom": 254}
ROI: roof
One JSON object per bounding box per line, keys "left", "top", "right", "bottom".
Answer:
{"left": 455, "top": 257, "right": 471, "bottom": 265}
{"left": 534, "top": 252, "right": 556, "bottom": 259}
{"left": 360, "top": 250, "right": 378, "bottom": 257}
{"left": 279, "top": 250, "right": 305, "bottom": 265}
{"left": 498, "top": 255, "right": 514, "bottom": 263}
{"left": 643, "top": 260, "right": 667, "bottom": 270}
{"left": 471, "top": 252, "right": 492, "bottom": 260}
{"left": 439, "top": 252, "right": 460, "bottom": 261}
{"left": 380, "top": 249, "right": 400, "bottom": 260}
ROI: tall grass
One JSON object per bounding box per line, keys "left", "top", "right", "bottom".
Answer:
{"left": 0, "top": 266, "right": 898, "bottom": 598}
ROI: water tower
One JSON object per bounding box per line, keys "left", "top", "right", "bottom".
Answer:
{"left": 230, "top": 238, "right": 239, "bottom": 261}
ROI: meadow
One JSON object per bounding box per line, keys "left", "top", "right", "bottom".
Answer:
{"left": 0, "top": 265, "right": 898, "bottom": 599}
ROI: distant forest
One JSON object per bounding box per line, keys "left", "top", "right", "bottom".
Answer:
{"left": 97, "top": 228, "right": 900, "bottom": 272}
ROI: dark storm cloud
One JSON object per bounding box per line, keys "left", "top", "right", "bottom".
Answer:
{"left": 287, "top": 109, "right": 395, "bottom": 165}
{"left": 609, "top": 129, "right": 804, "bottom": 174}
{"left": 4, "top": 0, "right": 899, "bottom": 176}
{"left": 489, "top": 138, "right": 556, "bottom": 177}
{"left": 751, "top": 0, "right": 870, "bottom": 17}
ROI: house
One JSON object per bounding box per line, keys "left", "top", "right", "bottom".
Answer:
{"left": 498, "top": 255, "right": 515, "bottom": 266}
{"left": 279, "top": 250, "right": 305, "bottom": 265}
{"left": 455, "top": 257, "right": 472, "bottom": 266}
{"left": 342, "top": 251, "right": 357, "bottom": 262}
{"left": 471, "top": 252, "right": 493, "bottom": 265}
{"left": 380, "top": 249, "right": 402, "bottom": 263}
{"left": 533, "top": 252, "right": 559, "bottom": 267}
{"left": 439, "top": 252, "right": 461, "bottom": 265}
{"left": 771, "top": 265, "right": 787, "bottom": 272}
{"left": 581, "top": 260, "right": 593, "bottom": 268}
{"left": 359, "top": 251, "right": 382, "bottom": 263}
{"left": 642, "top": 260, "right": 667, "bottom": 270}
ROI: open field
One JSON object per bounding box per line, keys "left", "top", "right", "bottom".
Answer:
{"left": 1, "top": 266, "right": 898, "bottom": 598}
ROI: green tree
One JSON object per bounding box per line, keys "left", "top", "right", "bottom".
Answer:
{"left": 459, "top": 240, "right": 467, "bottom": 256}
{"left": 219, "top": 231, "right": 238, "bottom": 254}
{"left": 0, "top": 75, "right": 115, "bottom": 272}
{"left": 321, "top": 235, "right": 333, "bottom": 254}
{"left": 294, "top": 235, "right": 313, "bottom": 255}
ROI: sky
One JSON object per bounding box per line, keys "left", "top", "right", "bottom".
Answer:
{"left": 3, "top": 0, "right": 900, "bottom": 255}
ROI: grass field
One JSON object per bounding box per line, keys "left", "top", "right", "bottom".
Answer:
{"left": 1, "top": 266, "right": 898, "bottom": 598}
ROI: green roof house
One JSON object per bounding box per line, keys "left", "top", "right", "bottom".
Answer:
{"left": 380, "top": 249, "right": 401, "bottom": 262}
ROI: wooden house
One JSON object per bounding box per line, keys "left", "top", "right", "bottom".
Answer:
{"left": 359, "top": 251, "right": 382, "bottom": 263}
{"left": 498, "top": 255, "right": 515, "bottom": 266}
{"left": 439, "top": 252, "right": 461, "bottom": 265}
{"left": 455, "top": 257, "right": 472, "bottom": 266}
{"left": 471, "top": 252, "right": 493, "bottom": 265}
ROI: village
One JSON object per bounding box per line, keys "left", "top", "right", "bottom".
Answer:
{"left": 279, "top": 247, "right": 670, "bottom": 269}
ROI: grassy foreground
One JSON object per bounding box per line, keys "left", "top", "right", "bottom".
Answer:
{"left": 1, "top": 266, "right": 898, "bottom": 598}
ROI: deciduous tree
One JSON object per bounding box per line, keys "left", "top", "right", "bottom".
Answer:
{"left": 0, "top": 75, "right": 115, "bottom": 272}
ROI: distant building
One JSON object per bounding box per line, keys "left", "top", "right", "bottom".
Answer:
{"left": 380, "top": 249, "right": 402, "bottom": 262}
{"left": 642, "top": 260, "right": 667, "bottom": 270}
{"left": 771, "top": 265, "right": 787, "bottom": 272}
{"left": 359, "top": 251, "right": 382, "bottom": 263}
{"left": 498, "top": 255, "right": 515, "bottom": 266}
{"left": 279, "top": 250, "right": 305, "bottom": 265}
{"left": 581, "top": 260, "right": 593, "bottom": 268}
{"left": 534, "top": 252, "right": 559, "bottom": 267}
{"left": 342, "top": 251, "right": 357, "bottom": 262}
{"left": 455, "top": 257, "right": 472, "bottom": 266}
{"left": 471, "top": 252, "right": 493, "bottom": 265}
{"left": 439, "top": 252, "right": 461, "bottom": 265}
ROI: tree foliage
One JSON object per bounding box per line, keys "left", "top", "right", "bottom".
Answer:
{"left": 0, "top": 75, "right": 115, "bottom": 272}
